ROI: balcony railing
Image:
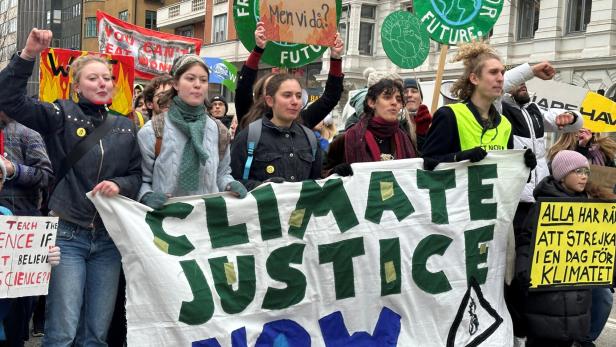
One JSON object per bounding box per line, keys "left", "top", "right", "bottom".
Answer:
{"left": 157, "top": 0, "right": 206, "bottom": 29}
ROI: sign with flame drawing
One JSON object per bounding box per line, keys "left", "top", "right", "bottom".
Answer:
{"left": 39, "top": 48, "right": 135, "bottom": 116}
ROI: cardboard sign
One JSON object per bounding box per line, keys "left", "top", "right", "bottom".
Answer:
{"left": 415, "top": 0, "right": 504, "bottom": 45}
{"left": 89, "top": 151, "right": 531, "bottom": 346}
{"left": 381, "top": 11, "right": 430, "bottom": 69}
{"left": 526, "top": 78, "right": 616, "bottom": 133}
{"left": 39, "top": 48, "right": 135, "bottom": 116}
{"left": 530, "top": 200, "right": 616, "bottom": 290}
{"left": 97, "top": 11, "right": 202, "bottom": 79}
{"left": 260, "top": 0, "right": 337, "bottom": 46}
{"left": 234, "top": 0, "right": 341, "bottom": 68}
{"left": 0, "top": 216, "right": 58, "bottom": 298}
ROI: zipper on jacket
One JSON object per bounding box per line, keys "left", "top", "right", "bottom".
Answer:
{"left": 90, "top": 139, "right": 104, "bottom": 227}
{"left": 522, "top": 107, "right": 539, "bottom": 185}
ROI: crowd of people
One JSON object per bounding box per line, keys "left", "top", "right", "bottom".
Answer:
{"left": 0, "top": 25, "right": 614, "bottom": 347}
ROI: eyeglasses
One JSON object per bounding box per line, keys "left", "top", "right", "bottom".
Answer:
{"left": 573, "top": 168, "right": 591, "bottom": 177}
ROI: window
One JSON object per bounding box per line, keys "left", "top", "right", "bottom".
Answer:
{"left": 567, "top": 0, "right": 592, "bottom": 34}
{"left": 9, "top": 0, "right": 16, "bottom": 8}
{"left": 337, "top": 4, "right": 349, "bottom": 52}
{"left": 402, "top": 0, "right": 414, "bottom": 13}
{"left": 85, "top": 17, "right": 97, "bottom": 37}
{"left": 0, "top": 0, "right": 7, "bottom": 13}
{"left": 169, "top": 4, "right": 180, "bottom": 18}
{"left": 176, "top": 26, "right": 194, "bottom": 38}
{"left": 119, "top": 10, "right": 128, "bottom": 22}
{"left": 213, "top": 14, "right": 227, "bottom": 43}
{"left": 517, "top": 0, "right": 540, "bottom": 40}
{"left": 192, "top": 0, "right": 205, "bottom": 11}
{"left": 145, "top": 10, "right": 157, "bottom": 30}
{"left": 46, "top": 10, "right": 51, "bottom": 26}
{"left": 8, "top": 17, "right": 16, "bottom": 33}
{"left": 359, "top": 5, "right": 376, "bottom": 55}
{"left": 53, "top": 9, "right": 61, "bottom": 24}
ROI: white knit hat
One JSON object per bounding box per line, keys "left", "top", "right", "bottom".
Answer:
{"left": 551, "top": 150, "right": 589, "bottom": 181}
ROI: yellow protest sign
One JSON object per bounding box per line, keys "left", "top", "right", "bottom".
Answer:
{"left": 260, "top": 0, "right": 338, "bottom": 46}
{"left": 579, "top": 92, "right": 616, "bottom": 133}
{"left": 530, "top": 200, "right": 616, "bottom": 290}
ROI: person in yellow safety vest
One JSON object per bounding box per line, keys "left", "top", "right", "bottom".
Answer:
{"left": 422, "top": 41, "right": 536, "bottom": 170}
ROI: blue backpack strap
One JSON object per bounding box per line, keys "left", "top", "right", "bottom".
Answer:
{"left": 243, "top": 119, "right": 263, "bottom": 180}
{"left": 299, "top": 124, "right": 318, "bottom": 161}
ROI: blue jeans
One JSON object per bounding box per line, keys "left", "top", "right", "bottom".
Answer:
{"left": 43, "top": 220, "right": 121, "bottom": 347}
{"left": 582, "top": 287, "right": 614, "bottom": 342}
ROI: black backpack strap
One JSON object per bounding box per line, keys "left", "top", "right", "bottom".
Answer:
{"left": 54, "top": 114, "right": 116, "bottom": 189}
{"left": 243, "top": 119, "right": 263, "bottom": 180}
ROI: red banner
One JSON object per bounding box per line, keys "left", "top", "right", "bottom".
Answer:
{"left": 97, "top": 11, "right": 203, "bottom": 79}
{"left": 39, "top": 48, "right": 135, "bottom": 115}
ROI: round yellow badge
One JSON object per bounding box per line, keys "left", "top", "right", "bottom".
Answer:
{"left": 76, "top": 128, "right": 87, "bottom": 137}
{"left": 266, "top": 165, "right": 275, "bottom": 174}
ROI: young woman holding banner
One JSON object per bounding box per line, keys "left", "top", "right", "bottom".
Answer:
{"left": 137, "top": 54, "right": 247, "bottom": 209}
{"left": 324, "top": 78, "right": 418, "bottom": 175}
{"left": 0, "top": 28, "right": 142, "bottom": 346}
{"left": 235, "top": 22, "right": 345, "bottom": 130}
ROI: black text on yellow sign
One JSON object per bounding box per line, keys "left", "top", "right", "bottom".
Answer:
{"left": 530, "top": 200, "right": 616, "bottom": 290}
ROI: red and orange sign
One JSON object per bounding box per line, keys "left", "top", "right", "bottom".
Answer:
{"left": 39, "top": 48, "right": 135, "bottom": 116}
{"left": 260, "top": 0, "right": 337, "bottom": 46}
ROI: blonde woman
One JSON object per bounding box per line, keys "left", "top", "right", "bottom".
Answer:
{"left": 0, "top": 29, "right": 141, "bottom": 346}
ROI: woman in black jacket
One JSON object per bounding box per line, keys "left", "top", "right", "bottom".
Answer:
{"left": 235, "top": 22, "right": 344, "bottom": 130}
{"left": 0, "top": 29, "right": 141, "bottom": 346}
{"left": 515, "top": 150, "right": 593, "bottom": 347}
{"left": 231, "top": 74, "right": 322, "bottom": 190}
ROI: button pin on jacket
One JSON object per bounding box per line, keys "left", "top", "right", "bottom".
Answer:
{"left": 76, "top": 128, "right": 87, "bottom": 137}
{"left": 266, "top": 165, "right": 275, "bottom": 174}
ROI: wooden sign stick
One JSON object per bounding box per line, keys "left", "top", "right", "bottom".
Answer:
{"left": 431, "top": 45, "right": 449, "bottom": 114}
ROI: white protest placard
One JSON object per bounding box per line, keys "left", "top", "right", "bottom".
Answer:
{"left": 89, "top": 151, "right": 529, "bottom": 347}
{"left": 0, "top": 216, "right": 58, "bottom": 298}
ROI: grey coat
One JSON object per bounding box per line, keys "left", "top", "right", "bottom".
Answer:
{"left": 137, "top": 112, "right": 234, "bottom": 199}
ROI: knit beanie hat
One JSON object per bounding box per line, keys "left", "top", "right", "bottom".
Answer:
{"left": 551, "top": 150, "right": 589, "bottom": 181}
{"left": 209, "top": 95, "right": 228, "bottom": 116}
{"left": 403, "top": 78, "right": 423, "bottom": 99}
{"left": 363, "top": 67, "right": 402, "bottom": 88}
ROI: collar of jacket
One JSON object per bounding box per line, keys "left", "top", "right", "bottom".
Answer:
{"left": 77, "top": 97, "right": 108, "bottom": 125}
{"left": 464, "top": 99, "right": 502, "bottom": 129}
{"left": 262, "top": 116, "right": 303, "bottom": 135}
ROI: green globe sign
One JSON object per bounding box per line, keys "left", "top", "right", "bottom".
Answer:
{"left": 381, "top": 11, "right": 430, "bottom": 69}
{"left": 233, "top": 0, "right": 342, "bottom": 68}
{"left": 415, "top": 0, "right": 503, "bottom": 45}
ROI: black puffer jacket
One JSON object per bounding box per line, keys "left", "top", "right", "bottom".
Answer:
{"left": 0, "top": 54, "right": 141, "bottom": 230}
{"left": 515, "top": 176, "right": 591, "bottom": 341}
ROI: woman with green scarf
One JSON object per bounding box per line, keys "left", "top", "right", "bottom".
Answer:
{"left": 137, "top": 54, "right": 246, "bottom": 208}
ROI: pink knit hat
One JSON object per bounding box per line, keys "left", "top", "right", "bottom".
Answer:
{"left": 551, "top": 150, "right": 589, "bottom": 181}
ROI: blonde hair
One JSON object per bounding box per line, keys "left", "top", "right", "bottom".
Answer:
{"left": 69, "top": 55, "right": 113, "bottom": 98}
{"left": 450, "top": 41, "right": 501, "bottom": 101}
{"left": 547, "top": 131, "right": 616, "bottom": 163}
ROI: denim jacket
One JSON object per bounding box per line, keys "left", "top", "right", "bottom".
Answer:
{"left": 0, "top": 54, "right": 142, "bottom": 230}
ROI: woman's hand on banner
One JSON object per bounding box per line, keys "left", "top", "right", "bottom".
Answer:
{"left": 255, "top": 22, "right": 267, "bottom": 49}
{"left": 91, "top": 180, "right": 120, "bottom": 197}
{"left": 330, "top": 32, "right": 344, "bottom": 59}
{"left": 22, "top": 28, "right": 52, "bottom": 61}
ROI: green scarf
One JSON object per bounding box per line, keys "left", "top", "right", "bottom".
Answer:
{"left": 167, "top": 96, "right": 209, "bottom": 193}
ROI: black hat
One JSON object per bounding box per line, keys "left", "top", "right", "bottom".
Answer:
{"left": 403, "top": 78, "right": 423, "bottom": 99}
{"left": 209, "top": 95, "right": 228, "bottom": 116}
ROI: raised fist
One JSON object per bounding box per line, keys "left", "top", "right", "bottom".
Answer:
{"left": 21, "top": 28, "right": 52, "bottom": 60}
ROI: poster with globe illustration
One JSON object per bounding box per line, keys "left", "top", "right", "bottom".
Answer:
{"left": 381, "top": 11, "right": 430, "bottom": 69}
{"left": 415, "top": 0, "right": 503, "bottom": 45}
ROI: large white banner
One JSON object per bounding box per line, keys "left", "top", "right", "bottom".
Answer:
{"left": 90, "top": 151, "right": 529, "bottom": 347}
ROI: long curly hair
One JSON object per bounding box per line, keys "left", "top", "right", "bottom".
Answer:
{"left": 450, "top": 41, "right": 501, "bottom": 101}
{"left": 547, "top": 131, "right": 616, "bottom": 163}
